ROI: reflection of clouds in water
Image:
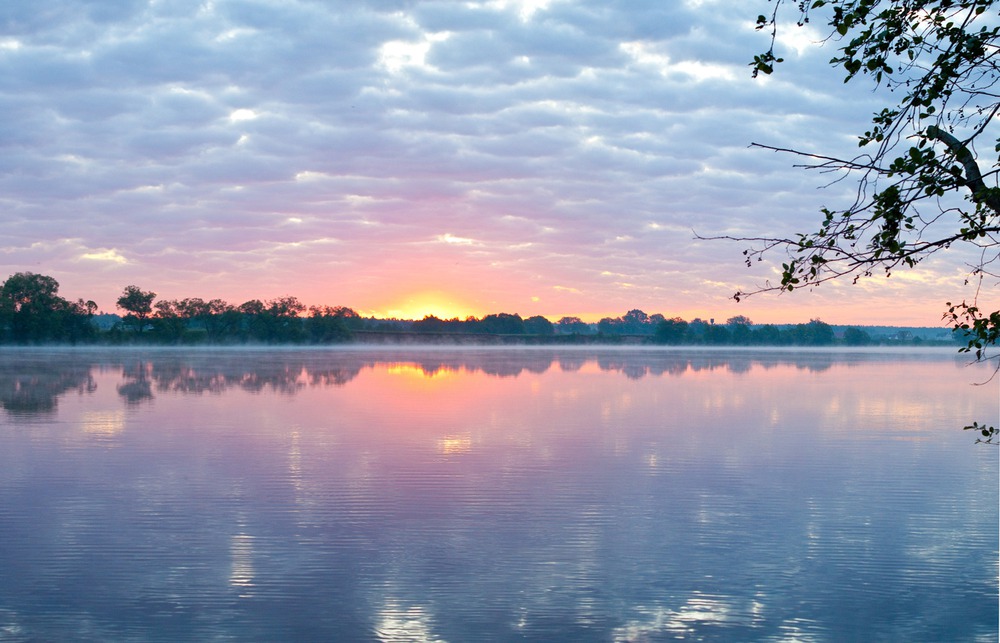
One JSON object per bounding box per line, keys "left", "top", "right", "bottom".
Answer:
{"left": 612, "top": 594, "right": 765, "bottom": 641}
{"left": 288, "top": 430, "right": 303, "bottom": 493}
{"left": 0, "top": 608, "right": 25, "bottom": 639}
{"left": 0, "top": 349, "right": 994, "bottom": 640}
{"left": 229, "top": 533, "right": 256, "bottom": 596}
{"left": 776, "top": 617, "right": 826, "bottom": 642}
{"left": 374, "top": 601, "right": 444, "bottom": 643}
{"left": 437, "top": 434, "right": 471, "bottom": 456}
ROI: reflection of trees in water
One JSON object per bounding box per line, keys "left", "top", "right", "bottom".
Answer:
{"left": 412, "top": 353, "right": 559, "bottom": 378}
{"left": 115, "top": 354, "right": 365, "bottom": 402}
{"left": 626, "top": 352, "right": 835, "bottom": 377}
{"left": 150, "top": 360, "right": 230, "bottom": 395}
{"left": 235, "top": 366, "right": 306, "bottom": 394}
{"left": 596, "top": 356, "right": 647, "bottom": 380}
{"left": 726, "top": 359, "right": 754, "bottom": 375}
{"left": 0, "top": 358, "right": 95, "bottom": 415}
{"left": 349, "top": 350, "right": 839, "bottom": 381}
{"left": 0, "top": 349, "right": 895, "bottom": 413}
{"left": 409, "top": 363, "right": 454, "bottom": 378}
{"left": 480, "top": 360, "right": 546, "bottom": 378}
{"left": 589, "top": 352, "right": 835, "bottom": 379}
{"left": 557, "top": 354, "right": 587, "bottom": 372}
{"left": 347, "top": 351, "right": 559, "bottom": 379}
{"left": 118, "top": 360, "right": 153, "bottom": 406}
{"left": 308, "top": 367, "right": 362, "bottom": 387}
{"left": 747, "top": 355, "right": 834, "bottom": 374}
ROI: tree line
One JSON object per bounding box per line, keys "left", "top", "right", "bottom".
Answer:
{"left": 412, "top": 310, "right": 865, "bottom": 346}
{"left": 0, "top": 273, "right": 360, "bottom": 345}
{"left": 0, "top": 271, "right": 959, "bottom": 346}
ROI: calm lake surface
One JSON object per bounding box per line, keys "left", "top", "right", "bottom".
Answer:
{"left": 0, "top": 347, "right": 996, "bottom": 642}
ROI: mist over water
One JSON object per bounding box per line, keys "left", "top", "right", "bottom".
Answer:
{"left": 0, "top": 348, "right": 996, "bottom": 641}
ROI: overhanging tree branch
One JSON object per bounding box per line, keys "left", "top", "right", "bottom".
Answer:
{"left": 733, "top": 0, "right": 999, "bottom": 442}
{"left": 926, "top": 125, "right": 1000, "bottom": 213}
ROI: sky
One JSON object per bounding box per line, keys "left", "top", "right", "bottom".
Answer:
{"left": 1, "top": 0, "right": 995, "bottom": 325}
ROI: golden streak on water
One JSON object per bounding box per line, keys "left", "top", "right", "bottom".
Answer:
{"left": 386, "top": 363, "right": 457, "bottom": 380}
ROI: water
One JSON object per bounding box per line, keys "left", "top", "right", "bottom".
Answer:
{"left": 0, "top": 347, "right": 996, "bottom": 641}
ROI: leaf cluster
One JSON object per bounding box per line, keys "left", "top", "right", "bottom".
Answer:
{"left": 733, "top": 1, "right": 1000, "bottom": 441}
{"left": 739, "top": 0, "right": 998, "bottom": 353}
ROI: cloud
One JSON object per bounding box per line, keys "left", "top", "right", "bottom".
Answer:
{"left": 0, "top": 0, "right": 980, "bottom": 323}
{"left": 80, "top": 248, "right": 128, "bottom": 264}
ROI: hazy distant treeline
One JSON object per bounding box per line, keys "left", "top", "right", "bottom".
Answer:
{"left": 0, "top": 271, "right": 961, "bottom": 347}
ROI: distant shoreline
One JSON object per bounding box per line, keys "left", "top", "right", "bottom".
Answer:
{"left": 0, "top": 334, "right": 964, "bottom": 351}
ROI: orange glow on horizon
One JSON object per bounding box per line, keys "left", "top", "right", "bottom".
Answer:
{"left": 375, "top": 290, "right": 479, "bottom": 321}
{"left": 346, "top": 278, "right": 984, "bottom": 327}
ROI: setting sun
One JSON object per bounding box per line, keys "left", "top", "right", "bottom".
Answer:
{"left": 378, "top": 290, "right": 478, "bottom": 321}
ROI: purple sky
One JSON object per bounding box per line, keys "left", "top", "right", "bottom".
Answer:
{"left": 1, "top": 0, "right": 993, "bottom": 324}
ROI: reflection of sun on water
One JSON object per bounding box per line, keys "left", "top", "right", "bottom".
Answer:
{"left": 386, "top": 363, "right": 458, "bottom": 381}
{"left": 385, "top": 364, "right": 458, "bottom": 386}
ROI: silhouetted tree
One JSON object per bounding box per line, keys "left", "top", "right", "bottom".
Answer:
{"left": 523, "top": 315, "right": 554, "bottom": 335}
{"left": 412, "top": 315, "right": 448, "bottom": 333}
{"left": 556, "top": 316, "right": 591, "bottom": 334}
{"left": 480, "top": 313, "right": 525, "bottom": 334}
{"left": 621, "top": 309, "right": 660, "bottom": 334}
{"left": 0, "top": 272, "right": 95, "bottom": 343}
{"left": 596, "top": 310, "right": 664, "bottom": 336}
{"left": 791, "top": 319, "right": 835, "bottom": 346}
{"left": 597, "top": 317, "right": 619, "bottom": 335}
{"left": 654, "top": 317, "right": 689, "bottom": 344}
{"left": 205, "top": 299, "right": 240, "bottom": 341}
{"left": 239, "top": 296, "right": 306, "bottom": 342}
{"left": 686, "top": 318, "right": 710, "bottom": 343}
{"left": 726, "top": 315, "right": 754, "bottom": 345}
{"left": 117, "top": 285, "right": 157, "bottom": 333}
{"left": 151, "top": 300, "right": 188, "bottom": 342}
{"left": 306, "top": 306, "right": 353, "bottom": 343}
{"left": 754, "top": 324, "right": 784, "bottom": 346}
{"left": 843, "top": 327, "right": 872, "bottom": 346}
{"left": 703, "top": 324, "right": 732, "bottom": 345}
